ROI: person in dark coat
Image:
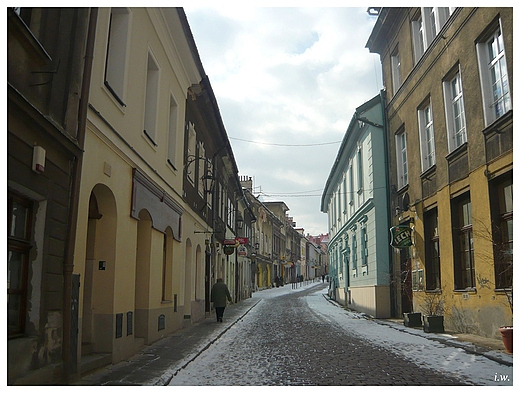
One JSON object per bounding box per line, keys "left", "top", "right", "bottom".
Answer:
{"left": 211, "top": 278, "right": 232, "bottom": 322}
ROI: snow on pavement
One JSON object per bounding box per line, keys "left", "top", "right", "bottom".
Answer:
{"left": 305, "top": 286, "right": 513, "bottom": 386}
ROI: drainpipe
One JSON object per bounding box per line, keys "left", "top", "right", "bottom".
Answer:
{"left": 62, "top": 7, "right": 97, "bottom": 384}
{"left": 379, "top": 88, "right": 396, "bottom": 317}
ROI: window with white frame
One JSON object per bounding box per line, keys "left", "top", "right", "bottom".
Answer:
{"left": 348, "top": 163, "right": 354, "bottom": 213}
{"left": 412, "top": 7, "right": 451, "bottom": 65}
{"left": 443, "top": 68, "right": 467, "bottom": 152}
{"left": 144, "top": 52, "right": 159, "bottom": 144}
{"left": 476, "top": 21, "right": 511, "bottom": 126}
{"left": 167, "top": 95, "right": 178, "bottom": 170}
{"left": 422, "top": 7, "right": 450, "bottom": 45}
{"left": 411, "top": 12, "right": 425, "bottom": 64}
{"left": 342, "top": 174, "right": 347, "bottom": 216}
{"left": 351, "top": 232, "right": 357, "bottom": 270}
{"left": 361, "top": 226, "right": 368, "bottom": 266}
{"left": 395, "top": 130, "right": 408, "bottom": 189}
{"left": 418, "top": 100, "right": 436, "bottom": 170}
{"left": 336, "top": 185, "right": 341, "bottom": 222}
{"left": 357, "top": 148, "right": 364, "bottom": 205}
{"left": 105, "top": 8, "right": 130, "bottom": 105}
{"left": 391, "top": 46, "right": 402, "bottom": 94}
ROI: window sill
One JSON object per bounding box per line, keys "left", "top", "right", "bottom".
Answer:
{"left": 167, "top": 159, "right": 177, "bottom": 171}
{"left": 143, "top": 129, "right": 158, "bottom": 147}
{"left": 420, "top": 164, "right": 436, "bottom": 179}
{"left": 494, "top": 288, "right": 512, "bottom": 293}
{"left": 446, "top": 142, "right": 468, "bottom": 162}
{"left": 453, "top": 288, "right": 476, "bottom": 293}
{"left": 482, "top": 110, "right": 513, "bottom": 136}
{"left": 396, "top": 184, "right": 409, "bottom": 195}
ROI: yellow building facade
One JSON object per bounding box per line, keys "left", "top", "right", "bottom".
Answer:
{"left": 367, "top": 7, "right": 513, "bottom": 338}
{"left": 72, "top": 7, "right": 209, "bottom": 370}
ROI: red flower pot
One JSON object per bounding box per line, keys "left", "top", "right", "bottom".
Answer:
{"left": 499, "top": 326, "right": 513, "bottom": 353}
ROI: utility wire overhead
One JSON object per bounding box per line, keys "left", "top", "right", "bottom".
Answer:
{"left": 229, "top": 136, "right": 342, "bottom": 147}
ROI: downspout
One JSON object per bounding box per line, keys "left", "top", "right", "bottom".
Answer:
{"left": 63, "top": 7, "right": 97, "bottom": 384}
{"left": 379, "top": 88, "right": 396, "bottom": 317}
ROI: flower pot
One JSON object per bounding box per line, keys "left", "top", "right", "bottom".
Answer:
{"left": 423, "top": 315, "right": 444, "bottom": 333}
{"left": 499, "top": 326, "right": 513, "bottom": 353}
{"left": 404, "top": 312, "right": 422, "bottom": 327}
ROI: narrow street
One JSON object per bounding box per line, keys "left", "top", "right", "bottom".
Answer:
{"left": 167, "top": 283, "right": 512, "bottom": 386}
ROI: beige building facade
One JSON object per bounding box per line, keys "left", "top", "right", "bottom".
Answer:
{"left": 72, "top": 7, "right": 208, "bottom": 371}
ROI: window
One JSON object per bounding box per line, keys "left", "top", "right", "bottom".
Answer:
{"left": 357, "top": 148, "right": 363, "bottom": 189}
{"left": 425, "top": 208, "right": 441, "bottom": 290}
{"left": 361, "top": 226, "right": 368, "bottom": 266}
{"left": 143, "top": 52, "right": 159, "bottom": 144}
{"left": 412, "top": 8, "right": 451, "bottom": 64}
{"left": 342, "top": 174, "right": 347, "bottom": 217}
{"left": 391, "top": 47, "right": 402, "bottom": 94}
{"left": 8, "top": 193, "right": 33, "bottom": 337}
{"left": 411, "top": 12, "right": 425, "bottom": 63}
{"left": 351, "top": 232, "right": 357, "bottom": 270}
{"left": 167, "top": 95, "right": 178, "bottom": 169}
{"left": 395, "top": 130, "right": 408, "bottom": 189}
{"left": 452, "top": 193, "right": 475, "bottom": 290}
{"left": 443, "top": 69, "right": 467, "bottom": 152}
{"left": 476, "top": 21, "right": 511, "bottom": 126}
{"left": 490, "top": 174, "right": 512, "bottom": 289}
{"left": 422, "top": 7, "right": 450, "bottom": 44}
{"left": 348, "top": 163, "right": 354, "bottom": 213}
{"left": 105, "top": 8, "right": 130, "bottom": 105}
{"left": 418, "top": 101, "right": 436, "bottom": 170}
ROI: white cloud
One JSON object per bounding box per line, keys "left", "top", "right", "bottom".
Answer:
{"left": 185, "top": 6, "right": 382, "bottom": 234}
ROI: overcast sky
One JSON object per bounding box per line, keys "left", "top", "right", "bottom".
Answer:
{"left": 184, "top": 3, "right": 383, "bottom": 236}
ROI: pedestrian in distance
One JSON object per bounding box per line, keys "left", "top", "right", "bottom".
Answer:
{"left": 211, "top": 278, "right": 232, "bottom": 322}
{"left": 322, "top": 274, "right": 325, "bottom": 283}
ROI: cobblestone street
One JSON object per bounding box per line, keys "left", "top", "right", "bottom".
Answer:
{"left": 168, "top": 284, "right": 512, "bottom": 386}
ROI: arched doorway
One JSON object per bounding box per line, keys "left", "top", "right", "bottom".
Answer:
{"left": 82, "top": 184, "right": 116, "bottom": 354}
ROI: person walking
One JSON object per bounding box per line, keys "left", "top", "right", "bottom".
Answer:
{"left": 211, "top": 278, "right": 232, "bottom": 322}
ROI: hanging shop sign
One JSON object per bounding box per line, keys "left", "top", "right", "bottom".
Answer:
{"left": 237, "top": 245, "right": 247, "bottom": 257}
{"left": 236, "top": 237, "right": 249, "bottom": 245}
{"left": 224, "top": 245, "right": 235, "bottom": 255}
{"left": 389, "top": 225, "right": 413, "bottom": 249}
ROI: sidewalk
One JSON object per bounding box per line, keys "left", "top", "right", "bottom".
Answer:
{"left": 323, "top": 295, "right": 513, "bottom": 367}
{"left": 74, "top": 296, "right": 261, "bottom": 386}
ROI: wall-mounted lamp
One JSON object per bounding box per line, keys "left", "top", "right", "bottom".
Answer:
{"left": 236, "top": 211, "right": 244, "bottom": 230}
{"left": 201, "top": 170, "right": 215, "bottom": 195}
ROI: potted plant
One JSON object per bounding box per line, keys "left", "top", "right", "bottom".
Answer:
{"left": 498, "top": 287, "right": 512, "bottom": 353}
{"left": 422, "top": 289, "right": 445, "bottom": 333}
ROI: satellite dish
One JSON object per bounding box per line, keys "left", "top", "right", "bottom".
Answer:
{"left": 402, "top": 192, "right": 410, "bottom": 211}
